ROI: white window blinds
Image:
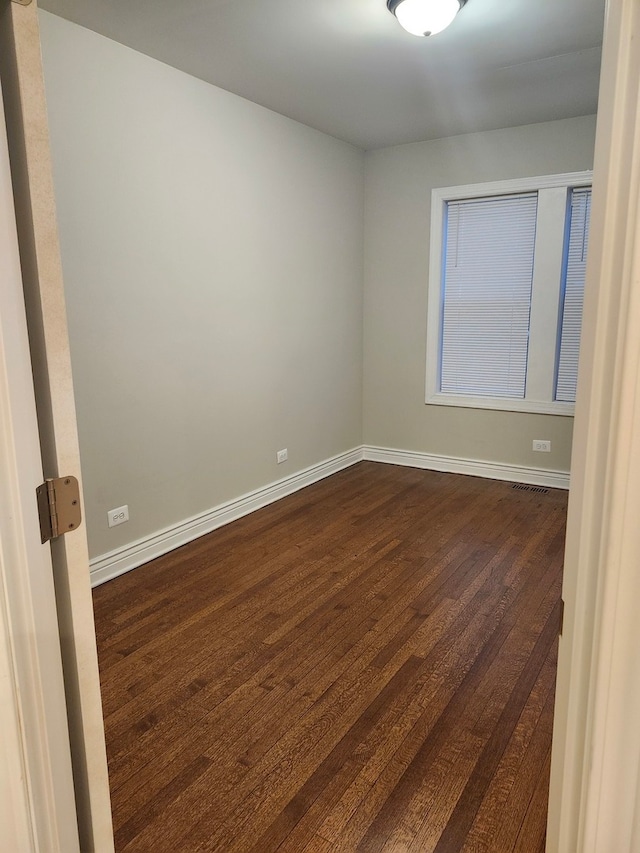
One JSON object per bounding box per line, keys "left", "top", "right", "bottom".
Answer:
{"left": 440, "top": 193, "right": 538, "bottom": 398}
{"left": 555, "top": 187, "right": 591, "bottom": 403}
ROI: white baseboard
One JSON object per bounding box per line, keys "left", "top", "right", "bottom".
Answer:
{"left": 362, "top": 445, "right": 570, "bottom": 490}
{"left": 90, "top": 444, "right": 569, "bottom": 587}
{"left": 89, "top": 447, "right": 364, "bottom": 587}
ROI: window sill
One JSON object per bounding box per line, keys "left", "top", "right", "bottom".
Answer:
{"left": 426, "top": 393, "right": 575, "bottom": 417}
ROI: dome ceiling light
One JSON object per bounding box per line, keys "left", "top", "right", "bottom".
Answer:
{"left": 387, "top": 0, "right": 468, "bottom": 37}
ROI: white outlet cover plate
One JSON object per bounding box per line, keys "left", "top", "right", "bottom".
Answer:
{"left": 277, "top": 449, "right": 288, "bottom": 464}
{"left": 532, "top": 440, "right": 551, "bottom": 452}
{"left": 108, "top": 504, "right": 129, "bottom": 527}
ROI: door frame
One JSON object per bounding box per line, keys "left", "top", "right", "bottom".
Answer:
{"left": 0, "top": 64, "right": 79, "bottom": 851}
{"left": 0, "top": 0, "right": 113, "bottom": 849}
{"left": 546, "top": 0, "right": 640, "bottom": 849}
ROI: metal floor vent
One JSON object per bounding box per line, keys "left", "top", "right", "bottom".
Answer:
{"left": 511, "top": 483, "right": 550, "bottom": 494}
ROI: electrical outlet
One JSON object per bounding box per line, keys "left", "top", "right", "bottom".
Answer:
{"left": 277, "top": 449, "right": 288, "bottom": 464}
{"left": 108, "top": 504, "right": 129, "bottom": 528}
{"left": 532, "top": 440, "right": 551, "bottom": 453}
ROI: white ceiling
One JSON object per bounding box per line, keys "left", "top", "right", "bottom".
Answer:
{"left": 38, "top": 0, "right": 605, "bottom": 150}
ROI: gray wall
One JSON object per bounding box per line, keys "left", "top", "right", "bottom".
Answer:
{"left": 363, "top": 115, "right": 597, "bottom": 471}
{"left": 39, "top": 12, "right": 365, "bottom": 559}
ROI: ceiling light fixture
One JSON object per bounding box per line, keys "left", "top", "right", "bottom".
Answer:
{"left": 387, "top": 0, "right": 468, "bottom": 37}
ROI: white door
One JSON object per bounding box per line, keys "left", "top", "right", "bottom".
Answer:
{"left": 546, "top": 0, "right": 640, "bottom": 850}
{"left": 0, "top": 0, "right": 113, "bottom": 849}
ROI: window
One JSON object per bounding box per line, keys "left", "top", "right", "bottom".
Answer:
{"left": 426, "top": 172, "right": 593, "bottom": 415}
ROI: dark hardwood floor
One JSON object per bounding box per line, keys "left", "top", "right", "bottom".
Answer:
{"left": 92, "top": 461, "right": 567, "bottom": 852}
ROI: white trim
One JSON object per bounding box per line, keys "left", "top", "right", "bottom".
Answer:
{"left": 424, "top": 394, "right": 575, "bottom": 417}
{"left": 547, "top": 1, "right": 640, "bottom": 850}
{"left": 91, "top": 444, "right": 570, "bottom": 587}
{"left": 90, "top": 447, "right": 364, "bottom": 586}
{"left": 431, "top": 171, "right": 593, "bottom": 204}
{"left": 526, "top": 187, "right": 570, "bottom": 402}
{"left": 362, "top": 446, "right": 569, "bottom": 490}
{"left": 0, "top": 72, "right": 79, "bottom": 850}
{"left": 1, "top": 5, "right": 113, "bottom": 847}
{"left": 0, "top": 560, "right": 34, "bottom": 852}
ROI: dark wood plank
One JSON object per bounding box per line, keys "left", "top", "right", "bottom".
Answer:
{"left": 429, "top": 601, "right": 560, "bottom": 853}
{"left": 92, "top": 461, "right": 566, "bottom": 852}
{"left": 459, "top": 645, "right": 558, "bottom": 852}
{"left": 345, "top": 562, "right": 561, "bottom": 852}
{"left": 513, "top": 749, "right": 552, "bottom": 853}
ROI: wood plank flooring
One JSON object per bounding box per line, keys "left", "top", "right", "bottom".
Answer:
{"left": 92, "top": 461, "right": 567, "bottom": 852}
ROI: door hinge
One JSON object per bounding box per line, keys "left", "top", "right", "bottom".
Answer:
{"left": 559, "top": 598, "right": 565, "bottom": 636}
{"left": 36, "top": 476, "right": 82, "bottom": 544}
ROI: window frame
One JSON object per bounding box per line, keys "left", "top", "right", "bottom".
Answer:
{"left": 426, "top": 171, "right": 593, "bottom": 417}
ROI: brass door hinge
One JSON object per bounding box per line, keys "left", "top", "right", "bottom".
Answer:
{"left": 559, "top": 599, "right": 565, "bottom": 636}
{"left": 37, "top": 476, "right": 82, "bottom": 544}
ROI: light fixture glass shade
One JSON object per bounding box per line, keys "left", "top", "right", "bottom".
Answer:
{"left": 389, "top": 0, "right": 463, "bottom": 37}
